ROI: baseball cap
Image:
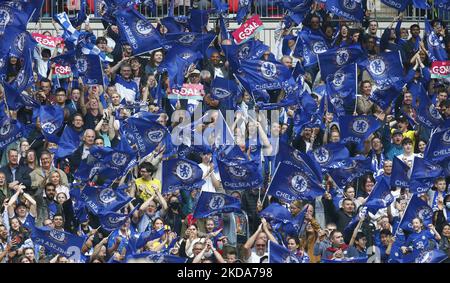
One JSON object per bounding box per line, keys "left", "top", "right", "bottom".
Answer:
{"left": 396, "top": 115, "right": 408, "bottom": 123}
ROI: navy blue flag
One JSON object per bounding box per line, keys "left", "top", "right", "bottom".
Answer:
{"left": 211, "top": 0, "right": 229, "bottom": 13}
{"left": 295, "top": 31, "right": 329, "bottom": 67}
{"left": 188, "top": 9, "right": 208, "bottom": 33}
{"left": 135, "top": 228, "right": 165, "bottom": 250}
{"left": 126, "top": 252, "right": 187, "bottom": 263}
{"left": 435, "top": 0, "right": 450, "bottom": 11}
{"left": 99, "top": 205, "right": 139, "bottom": 231}
{"left": 326, "top": 63, "right": 357, "bottom": 117}
{"left": 365, "top": 177, "right": 394, "bottom": 214}
{"left": 162, "top": 33, "right": 216, "bottom": 55}
{"left": 0, "top": 117, "right": 22, "bottom": 150}
{"left": 363, "top": 52, "right": 405, "bottom": 91}
{"left": 90, "top": 137, "right": 137, "bottom": 185}
{"left": 31, "top": 227, "right": 86, "bottom": 262}
{"left": 321, "top": 257, "right": 368, "bottom": 263}
{"left": 344, "top": 206, "right": 367, "bottom": 237}
{"left": 398, "top": 194, "right": 433, "bottom": 233}
{"left": 79, "top": 185, "right": 132, "bottom": 214}
{"left": 222, "top": 39, "right": 270, "bottom": 68}
{"left": 114, "top": 7, "right": 162, "bottom": 56}
{"left": 54, "top": 126, "right": 81, "bottom": 159}
{"left": 369, "top": 86, "right": 401, "bottom": 111}
{"left": 3, "top": 82, "right": 38, "bottom": 111}
{"left": 425, "top": 19, "right": 448, "bottom": 62}
{"left": 339, "top": 115, "right": 382, "bottom": 151}
{"left": 6, "top": 29, "right": 37, "bottom": 59}
{"left": 275, "top": 142, "right": 322, "bottom": 182}
{"left": 76, "top": 54, "right": 104, "bottom": 85}
{"left": 217, "top": 158, "right": 263, "bottom": 190}
{"left": 328, "top": 157, "right": 373, "bottom": 189}
{"left": 0, "top": 3, "right": 30, "bottom": 33}
{"left": 409, "top": 157, "right": 444, "bottom": 194}
{"left": 237, "top": 0, "right": 253, "bottom": 24}
{"left": 51, "top": 50, "right": 77, "bottom": 67}
{"left": 308, "top": 143, "right": 350, "bottom": 172}
{"left": 414, "top": 249, "right": 449, "bottom": 263}
{"left": 268, "top": 240, "right": 308, "bottom": 263}
{"left": 267, "top": 162, "right": 325, "bottom": 203}
{"left": 425, "top": 127, "right": 450, "bottom": 162}
{"left": 10, "top": 49, "right": 34, "bottom": 93}
{"left": 390, "top": 156, "right": 410, "bottom": 188}
{"left": 210, "top": 77, "right": 240, "bottom": 101}
{"left": 74, "top": 157, "right": 104, "bottom": 182}
{"left": 325, "top": 0, "right": 364, "bottom": 22}
{"left": 120, "top": 115, "right": 171, "bottom": 159}
{"left": 414, "top": 86, "right": 444, "bottom": 129}
{"left": 70, "top": 0, "right": 86, "bottom": 28}
{"left": 162, "top": 158, "right": 205, "bottom": 193}
{"left": 381, "top": 0, "right": 410, "bottom": 11}
{"left": 438, "top": 157, "right": 450, "bottom": 177}
{"left": 259, "top": 203, "right": 292, "bottom": 224}
{"left": 193, "top": 192, "right": 241, "bottom": 219}
{"left": 39, "top": 105, "right": 64, "bottom": 143}
{"left": 1, "top": 0, "right": 45, "bottom": 23}
{"left": 235, "top": 59, "right": 293, "bottom": 92}
{"left": 160, "top": 16, "right": 187, "bottom": 33}
{"left": 318, "top": 45, "right": 364, "bottom": 80}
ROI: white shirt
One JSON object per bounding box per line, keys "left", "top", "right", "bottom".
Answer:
{"left": 248, "top": 251, "right": 268, "bottom": 263}
{"left": 199, "top": 163, "right": 220, "bottom": 193}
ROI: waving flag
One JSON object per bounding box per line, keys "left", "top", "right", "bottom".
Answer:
{"left": 217, "top": 158, "right": 263, "bottom": 190}
{"left": 425, "top": 20, "right": 448, "bottom": 62}
{"left": 390, "top": 156, "right": 410, "bottom": 188}
{"left": 237, "top": 0, "right": 253, "bottom": 24}
{"left": 54, "top": 12, "right": 81, "bottom": 45}
{"left": 425, "top": 127, "right": 450, "bottom": 162}
{"left": 268, "top": 241, "right": 308, "bottom": 263}
{"left": 414, "top": 250, "right": 449, "bottom": 263}
{"left": 74, "top": 156, "right": 104, "bottom": 182}
{"left": 188, "top": 9, "right": 208, "bottom": 33}
{"left": 161, "top": 16, "right": 187, "bottom": 34}
{"left": 99, "top": 206, "right": 138, "bottom": 232}
{"left": 6, "top": 29, "right": 37, "bottom": 58}
{"left": 76, "top": 54, "right": 103, "bottom": 85}
{"left": 39, "top": 105, "right": 64, "bottom": 143}
{"left": 308, "top": 143, "right": 350, "bottom": 172}
{"left": 398, "top": 194, "right": 433, "bottom": 233}
{"left": 380, "top": 0, "right": 411, "bottom": 11}
{"left": 126, "top": 252, "right": 187, "bottom": 263}
{"left": 365, "top": 177, "right": 394, "bottom": 213}
{"left": 222, "top": 39, "right": 270, "bottom": 68}
{"left": 0, "top": 3, "right": 31, "bottom": 34}
{"left": 70, "top": 0, "right": 87, "bottom": 28}
{"left": 364, "top": 52, "right": 405, "bottom": 91}
{"left": 54, "top": 126, "right": 81, "bottom": 159}
{"left": 162, "top": 158, "right": 205, "bottom": 193}
{"left": 259, "top": 203, "right": 292, "bottom": 223}
{"left": 0, "top": 0, "right": 45, "bottom": 23}
{"left": 193, "top": 192, "right": 241, "bottom": 219}
{"left": 344, "top": 206, "right": 367, "bottom": 237}
{"left": 414, "top": 85, "right": 444, "bottom": 129}
{"left": 211, "top": 0, "right": 229, "bottom": 13}
{"left": 267, "top": 162, "right": 325, "bottom": 203}
{"left": 328, "top": 157, "right": 373, "bottom": 189}
{"left": 325, "top": 0, "right": 364, "bottom": 22}
{"left": 31, "top": 227, "right": 86, "bottom": 262}
{"left": 326, "top": 63, "right": 357, "bottom": 117}
{"left": 318, "top": 45, "right": 364, "bottom": 80}
{"left": 10, "top": 49, "right": 34, "bottom": 92}
{"left": 114, "top": 7, "right": 162, "bottom": 56}
{"left": 409, "top": 157, "right": 444, "bottom": 194}
{"left": 120, "top": 115, "right": 171, "bottom": 159}
{"left": 79, "top": 185, "right": 132, "bottom": 214}
{"left": 321, "top": 257, "right": 368, "bottom": 263}
{"left": 0, "top": 117, "right": 22, "bottom": 150}
{"left": 135, "top": 228, "right": 165, "bottom": 250}
{"left": 435, "top": 0, "right": 450, "bottom": 11}
{"left": 369, "top": 87, "right": 401, "bottom": 111}
{"left": 162, "top": 33, "right": 216, "bottom": 54}
{"left": 339, "top": 115, "right": 382, "bottom": 151}
{"left": 295, "top": 31, "right": 329, "bottom": 67}
{"left": 235, "top": 59, "right": 293, "bottom": 92}
{"left": 211, "top": 77, "right": 241, "bottom": 101}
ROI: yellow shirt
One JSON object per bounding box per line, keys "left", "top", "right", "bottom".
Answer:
{"left": 135, "top": 177, "right": 161, "bottom": 201}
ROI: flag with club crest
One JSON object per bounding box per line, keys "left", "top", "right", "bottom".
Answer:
{"left": 193, "top": 192, "right": 241, "bottom": 219}
{"left": 318, "top": 45, "right": 364, "bottom": 80}
{"left": 390, "top": 156, "right": 411, "bottom": 188}
{"left": 325, "top": 0, "right": 364, "bottom": 22}
{"left": 363, "top": 51, "right": 405, "bottom": 91}
{"left": 162, "top": 158, "right": 205, "bottom": 194}
{"left": 409, "top": 157, "right": 444, "bottom": 194}
{"left": 339, "top": 115, "right": 382, "bottom": 151}
{"left": 425, "top": 127, "right": 450, "bottom": 162}
{"left": 398, "top": 194, "right": 433, "bottom": 233}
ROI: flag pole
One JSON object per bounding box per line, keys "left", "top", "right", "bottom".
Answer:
{"left": 261, "top": 162, "right": 280, "bottom": 204}
{"left": 354, "top": 63, "right": 358, "bottom": 115}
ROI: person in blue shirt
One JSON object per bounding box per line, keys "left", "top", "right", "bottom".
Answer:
{"left": 401, "top": 218, "right": 441, "bottom": 257}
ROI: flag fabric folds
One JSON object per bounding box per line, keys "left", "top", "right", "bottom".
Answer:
{"left": 193, "top": 192, "right": 241, "bottom": 219}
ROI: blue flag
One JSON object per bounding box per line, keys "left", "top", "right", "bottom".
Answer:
{"left": 0, "top": 3, "right": 30, "bottom": 33}
{"left": 39, "top": 105, "right": 64, "bottom": 143}
{"left": 69, "top": 0, "right": 86, "bottom": 28}
{"left": 321, "top": 257, "right": 368, "bottom": 263}
{"left": 235, "top": 59, "right": 293, "bottom": 92}
{"left": 217, "top": 158, "right": 263, "bottom": 190}
{"left": 162, "top": 33, "right": 216, "bottom": 55}
{"left": 222, "top": 39, "right": 270, "bottom": 69}
{"left": 308, "top": 143, "right": 350, "bottom": 172}
{"left": 267, "top": 162, "right": 325, "bottom": 203}
{"left": 162, "top": 158, "right": 205, "bottom": 194}
{"left": 161, "top": 16, "right": 187, "bottom": 34}
{"left": 193, "top": 192, "right": 241, "bottom": 219}
{"left": 126, "top": 252, "right": 187, "bottom": 263}
{"left": 398, "top": 194, "right": 433, "bottom": 233}
{"left": 134, "top": 228, "right": 166, "bottom": 250}
{"left": 10, "top": 48, "right": 34, "bottom": 93}
{"left": 409, "top": 157, "right": 444, "bottom": 194}
{"left": 381, "top": 0, "right": 410, "bottom": 11}
{"left": 0, "top": 117, "right": 22, "bottom": 150}
{"left": 390, "top": 156, "right": 410, "bottom": 188}
{"left": 414, "top": 249, "right": 449, "bottom": 263}
{"left": 339, "top": 115, "right": 382, "bottom": 151}
{"left": 425, "top": 127, "right": 450, "bottom": 162}
{"left": 326, "top": 63, "right": 357, "bottom": 117}
{"left": 259, "top": 203, "right": 292, "bottom": 224}
{"left": 318, "top": 45, "right": 364, "bottom": 80}
{"left": 237, "top": 0, "right": 253, "bottom": 24}
{"left": 328, "top": 157, "right": 373, "bottom": 189}
{"left": 325, "top": 0, "right": 364, "bottom": 22}
{"left": 79, "top": 185, "right": 132, "bottom": 214}
{"left": 363, "top": 52, "right": 405, "bottom": 91}
{"left": 295, "top": 31, "right": 329, "bottom": 67}
{"left": 211, "top": 0, "right": 229, "bottom": 13}
{"left": 188, "top": 9, "right": 208, "bottom": 33}
{"left": 268, "top": 240, "right": 308, "bottom": 263}
{"left": 98, "top": 205, "right": 139, "bottom": 232}
{"left": 31, "top": 227, "right": 86, "bottom": 262}
{"left": 414, "top": 86, "right": 444, "bottom": 129}
{"left": 120, "top": 115, "right": 171, "bottom": 159}
{"left": 435, "top": 0, "right": 450, "bottom": 11}
{"left": 54, "top": 126, "right": 81, "bottom": 159}
{"left": 369, "top": 86, "right": 401, "bottom": 111}
{"left": 74, "top": 157, "right": 104, "bottom": 182}
{"left": 344, "top": 206, "right": 368, "bottom": 237}
{"left": 210, "top": 76, "right": 240, "bottom": 101}
{"left": 114, "top": 7, "right": 162, "bottom": 56}
{"left": 425, "top": 20, "right": 448, "bottom": 62}
{"left": 76, "top": 54, "right": 104, "bottom": 85}
{"left": 365, "top": 177, "right": 394, "bottom": 213}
